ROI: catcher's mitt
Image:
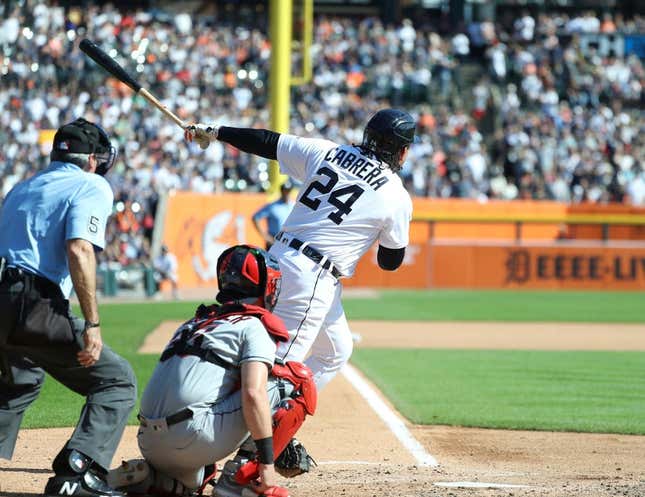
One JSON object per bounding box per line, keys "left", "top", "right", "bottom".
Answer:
{"left": 275, "top": 439, "right": 317, "bottom": 478}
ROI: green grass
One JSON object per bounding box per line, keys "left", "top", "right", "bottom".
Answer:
{"left": 344, "top": 289, "right": 645, "bottom": 322}
{"left": 351, "top": 349, "right": 645, "bottom": 434}
{"left": 18, "top": 290, "right": 645, "bottom": 434}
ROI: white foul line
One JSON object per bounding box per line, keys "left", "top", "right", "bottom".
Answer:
{"left": 341, "top": 363, "right": 439, "bottom": 467}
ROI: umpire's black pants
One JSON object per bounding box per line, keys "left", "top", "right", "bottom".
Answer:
{"left": 0, "top": 268, "right": 137, "bottom": 471}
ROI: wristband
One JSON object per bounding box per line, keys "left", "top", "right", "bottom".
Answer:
{"left": 255, "top": 437, "right": 274, "bottom": 464}
{"left": 84, "top": 321, "right": 100, "bottom": 330}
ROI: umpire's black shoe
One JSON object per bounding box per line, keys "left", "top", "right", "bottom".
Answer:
{"left": 44, "top": 471, "right": 126, "bottom": 497}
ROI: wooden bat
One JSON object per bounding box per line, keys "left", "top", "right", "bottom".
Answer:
{"left": 79, "top": 39, "right": 186, "bottom": 129}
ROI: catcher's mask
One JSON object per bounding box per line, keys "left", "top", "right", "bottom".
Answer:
{"left": 52, "top": 118, "right": 117, "bottom": 176}
{"left": 216, "top": 244, "right": 282, "bottom": 312}
{"left": 361, "top": 108, "right": 416, "bottom": 172}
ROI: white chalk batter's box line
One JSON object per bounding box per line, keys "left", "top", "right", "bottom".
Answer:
{"left": 341, "top": 364, "right": 438, "bottom": 467}
{"left": 435, "top": 481, "right": 532, "bottom": 489}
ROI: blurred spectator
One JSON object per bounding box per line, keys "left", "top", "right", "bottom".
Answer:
{"left": 115, "top": 199, "right": 140, "bottom": 235}
{"left": 153, "top": 244, "right": 179, "bottom": 299}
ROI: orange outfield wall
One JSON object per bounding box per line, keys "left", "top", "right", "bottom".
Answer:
{"left": 160, "top": 193, "right": 645, "bottom": 290}
{"left": 411, "top": 198, "right": 645, "bottom": 241}
{"left": 161, "top": 192, "right": 268, "bottom": 288}
{"left": 342, "top": 238, "right": 645, "bottom": 291}
{"left": 428, "top": 242, "right": 645, "bottom": 290}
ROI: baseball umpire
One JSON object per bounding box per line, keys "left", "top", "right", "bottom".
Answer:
{"left": 107, "top": 245, "right": 316, "bottom": 497}
{"left": 0, "top": 118, "right": 137, "bottom": 497}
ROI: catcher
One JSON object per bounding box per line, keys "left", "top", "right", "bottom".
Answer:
{"left": 108, "top": 245, "right": 316, "bottom": 497}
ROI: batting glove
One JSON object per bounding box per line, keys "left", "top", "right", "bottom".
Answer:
{"left": 184, "top": 123, "right": 219, "bottom": 150}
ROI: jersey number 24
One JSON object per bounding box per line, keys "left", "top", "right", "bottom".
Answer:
{"left": 299, "top": 166, "right": 365, "bottom": 225}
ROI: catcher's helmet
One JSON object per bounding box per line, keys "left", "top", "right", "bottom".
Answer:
{"left": 216, "top": 244, "right": 282, "bottom": 312}
{"left": 361, "top": 109, "right": 416, "bottom": 172}
{"left": 52, "top": 118, "right": 117, "bottom": 176}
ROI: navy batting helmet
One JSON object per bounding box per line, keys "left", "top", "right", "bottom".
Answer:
{"left": 216, "top": 244, "right": 282, "bottom": 312}
{"left": 361, "top": 109, "right": 416, "bottom": 172}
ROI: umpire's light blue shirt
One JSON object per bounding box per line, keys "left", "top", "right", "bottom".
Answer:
{"left": 0, "top": 161, "right": 113, "bottom": 298}
{"left": 252, "top": 199, "right": 295, "bottom": 237}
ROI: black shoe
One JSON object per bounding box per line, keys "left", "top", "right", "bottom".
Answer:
{"left": 44, "top": 472, "right": 126, "bottom": 497}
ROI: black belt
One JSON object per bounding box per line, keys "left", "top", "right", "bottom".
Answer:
{"left": 0, "top": 261, "right": 63, "bottom": 299}
{"left": 138, "top": 408, "right": 193, "bottom": 428}
{"left": 276, "top": 232, "right": 342, "bottom": 279}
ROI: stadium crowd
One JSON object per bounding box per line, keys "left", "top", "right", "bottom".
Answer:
{"left": 0, "top": 1, "right": 644, "bottom": 267}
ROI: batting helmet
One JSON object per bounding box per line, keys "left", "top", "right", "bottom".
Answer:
{"left": 216, "top": 244, "right": 282, "bottom": 312}
{"left": 361, "top": 109, "right": 416, "bottom": 172}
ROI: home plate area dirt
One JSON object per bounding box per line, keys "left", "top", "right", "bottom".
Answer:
{"left": 2, "top": 320, "right": 645, "bottom": 497}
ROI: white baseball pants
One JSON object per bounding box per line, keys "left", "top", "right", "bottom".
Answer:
{"left": 270, "top": 241, "right": 353, "bottom": 391}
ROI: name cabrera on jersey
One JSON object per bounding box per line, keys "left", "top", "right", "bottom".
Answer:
{"left": 139, "top": 313, "right": 276, "bottom": 418}
{"left": 276, "top": 134, "right": 412, "bottom": 277}
{"left": 324, "top": 147, "right": 391, "bottom": 190}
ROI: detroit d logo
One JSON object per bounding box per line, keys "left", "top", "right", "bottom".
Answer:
{"left": 505, "top": 250, "right": 531, "bottom": 284}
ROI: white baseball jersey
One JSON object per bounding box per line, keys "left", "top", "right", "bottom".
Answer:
{"left": 277, "top": 135, "right": 412, "bottom": 277}
{"left": 271, "top": 134, "right": 412, "bottom": 391}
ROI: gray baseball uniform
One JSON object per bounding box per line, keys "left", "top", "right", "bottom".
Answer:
{"left": 137, "top": 310, "right": 291, "bottom": 490}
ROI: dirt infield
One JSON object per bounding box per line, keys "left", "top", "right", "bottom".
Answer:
{"left": 2, "top": 320, "right": 645, "bottom": 497}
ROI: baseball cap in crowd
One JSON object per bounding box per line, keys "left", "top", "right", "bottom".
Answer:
{"left": 52, "top": 118, "right": 117, "bottom": 176}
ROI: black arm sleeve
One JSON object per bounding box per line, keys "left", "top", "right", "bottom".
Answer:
{"left": 377, "top": 245, "right": 406, "bottom": 271}
{"left": 217, "top": 126, "right": 281, "bottom": 160}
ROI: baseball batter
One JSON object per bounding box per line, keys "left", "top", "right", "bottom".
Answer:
{"left": 185, "top": 109, "right": 414, "bottom": 391}
{"left": 108, "top": 245, "right": 316, "bottom": 497}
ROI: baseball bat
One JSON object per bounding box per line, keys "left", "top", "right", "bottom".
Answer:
{"left": 79, "top": 39, "right": 186, "bottom": 129}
